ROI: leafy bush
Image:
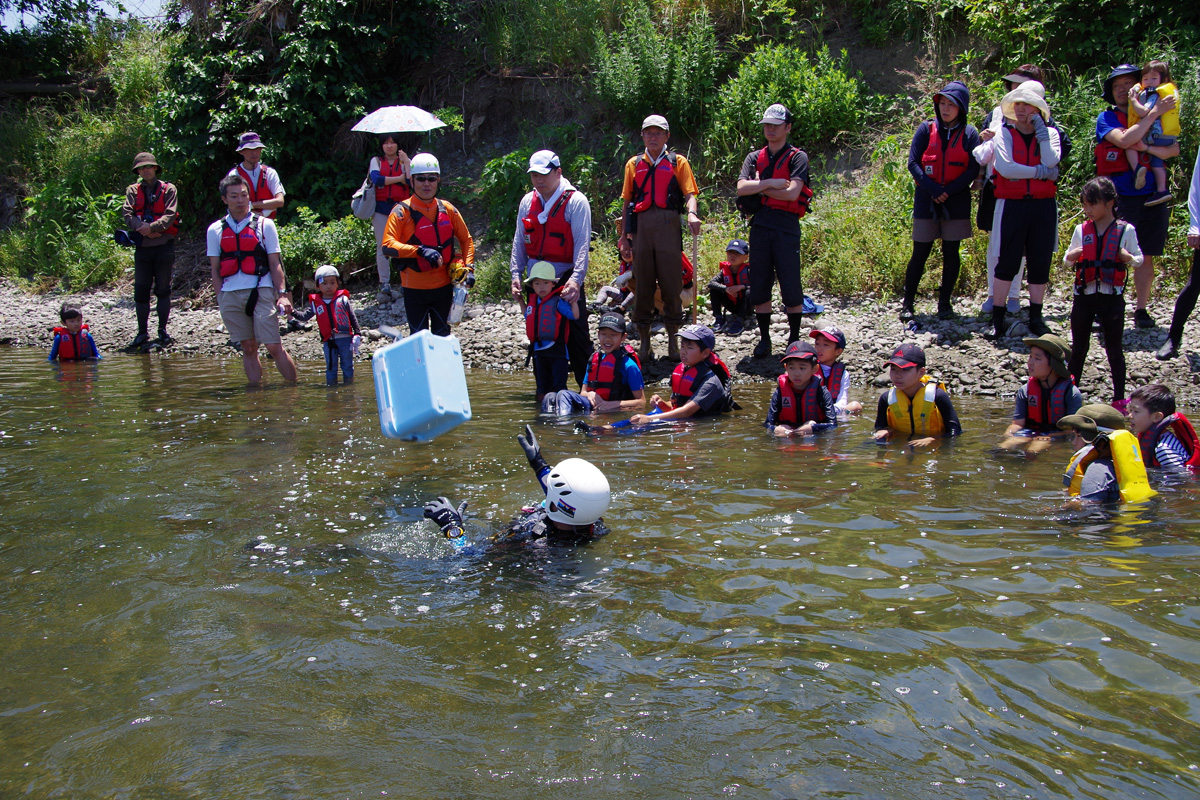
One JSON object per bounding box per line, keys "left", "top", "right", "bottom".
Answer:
{"left": 276, "top": 207, "right": 375, "bottom": 287}
{"left": 593, "top": 2, "right": 722, "bottom": 134}
{"left": 105, "top": 23, "right": 178, "bottom": 108}
{"left": 471, "top": 0, "right": 623, "bottom": 74}
{"left": 705, "top": 44, "right": 862, "bottom": 175}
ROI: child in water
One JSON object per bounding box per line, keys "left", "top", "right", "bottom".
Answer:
{"left": 765, "top": 341, "right": 836, "bottom": 437}
{"left": 292, "top": 265, "right": 362, "bottom": 385}
{"left": 1128, "top": 383, "right": 1200, "bottom": 474}
{"left": 1058, "top": 403, "right": 1155, "bottom": 504}
{"left": 809, "top": 326, "right": 863, "bottom": 415}
{"left": 524, "top": 260, "right": 579, "bottom": 403}
{"left": 630, "top": 324, "right": 733, "bottom": 424}
{"left": 1000, "top": 333, "right": 1082, "bottom": 452}
{"left": 1063, "top": 177, "right": 1142, "bottom": 408}
{"left": 423, "top": 424, "right": 610, "bottom": 546}
{"left": 49, "top": 304, "right": 101, "bottom": 361}
{"left": 541, "top": 313, "right": 646, "bottom": 415}
{"left": 708, "top": 239, "right": 751, "bottom": 335}
{"left": 1127, "top": 59, "right": 1180, "bottom": 207}
{"left": 873, "top": 343, "right": 961, "bottom": 448}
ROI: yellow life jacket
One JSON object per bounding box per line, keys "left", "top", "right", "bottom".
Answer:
{"left": 1062, "top": 429, "right": 1157, "bottom": 503}
{"left": 886, "top": 376, "right": 946, "bottom": 437}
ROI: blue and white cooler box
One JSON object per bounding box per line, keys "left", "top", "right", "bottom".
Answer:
{"left": 373, "top": 330, "right": 471, "bottom": 442}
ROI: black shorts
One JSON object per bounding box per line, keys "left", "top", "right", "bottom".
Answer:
{"left": 995, "top": 197, "right": 1057, "bottom": 284}
{"left": 1116, "top": 193, "right": 1168, "bottom": 256}
{"left": 748, "top": 225, "right": 803, "bottom": 307}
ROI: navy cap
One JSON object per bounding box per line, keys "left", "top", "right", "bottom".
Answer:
{"left": 810, "top": 326, "right": 846, "bottom": 349}
{"left": 884, "top": 343, "right": 926, "bottom": 369}
{"left": 678, "top": 324, "right": 716, "bottom": 351}
{"left": 1104, "top": 64, "right": 1141, "bottom": 105}
{"left": 725, "top": 239, "right": 749, "bottom": 255}
{"left": 597, "top": 313, "right": 626, "bottom": 333}
{"left": 781, "top": 341, "right": 818, "bottom": 362}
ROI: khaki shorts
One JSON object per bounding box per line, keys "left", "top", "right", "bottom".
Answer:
{"left": 913, "top": 217, "right": 973, "bottom": 243}
{"left": 219, "top": 287, "right": 281, "bottom": 345}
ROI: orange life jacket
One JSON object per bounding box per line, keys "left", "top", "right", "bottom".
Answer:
{"left": 586, "top": 344, "right": 642, "bottom": 401}
{"left": 755, "top": 145, "right": 812, "bottom": 217}
{"left": 218, "top": 214, "right": 269, "bottom": 278}
{"left": 52, "top": 324, "right": 96, "bottom": 360}
{"left": 632, "top": 152, "right": 684, "bottom": 213}
{"left": 308, "top": 290, "right": 354, "bottom": 342}
{"left": 523, "top": 190, "right": 575, "bottom": 263}
{"left": 405, "top": 199, "right": 456, "bottom": 273}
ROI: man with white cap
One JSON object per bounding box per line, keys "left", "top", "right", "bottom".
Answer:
{"left": 511, "top": 149, "right": 594, "bottom": 384}
{"left": 228, "top": 132, "right": 285, "bottom": 220}
{"left": 736, "top": 103, "right": 813, "bottom": 358}
{"left": 620, "top": 115, "right": 701, "bottom": 362}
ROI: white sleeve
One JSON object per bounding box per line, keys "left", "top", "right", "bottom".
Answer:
{"left": 205, "top": 219, "right": 223, "bottom": 257}
{"left": 260, "top": 218, "right": 281, "bottom": 254}
{"left": 1063, "top": 224, "right": 1084, "bottom": 265}
{"left": 510, "top": 193, "right": 533, "bottom": 282}
{"left": 567, "top": 191, "right": 591, "bottom": 287}
{"left": 972, "top": 139, "right": 996, "bottom": 165}
{"left": 1122, "top": 224, "right": 1144, "bottom": 269}
{"left": 1040, "top": 125, "right": 1062, "bottom": 167}
{"left": 369, "top": 156, "right": 381, "bottom": 174}
{"left": 265, "top": 166, "right": 285, "bottom": 196}
{"left": 833, "top": 374, "right": 850, "bottom": 412}
{"left": 1189, "top": 145, "right": 1200, "bottom": 237}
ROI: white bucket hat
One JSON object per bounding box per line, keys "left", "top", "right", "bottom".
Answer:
{"left": 1001, "top": 81, "right": 1050, "bottom": 122}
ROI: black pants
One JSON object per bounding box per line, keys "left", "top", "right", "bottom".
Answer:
{"left": 133, "top": 242, "right": 174, "bottom": 334}
{"left": 709, "top": 287, "right": 750, "bottom": 318}
{"left": 1168, "top": 249, "right": 1200, "bottom": 342}
{"left": 405, "top": 284, "right": 453, "bottom": 336}
{"left": 566, "top": 304, "right": 594, "bottom": 388}
{"left": 902, "top": 240, "right": 961, "bottom": 307}
{"left": 1069, "top": 292, "right": 1126, "bottom": 401}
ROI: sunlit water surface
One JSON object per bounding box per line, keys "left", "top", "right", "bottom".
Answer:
{"left": 4, "top": 349, "right": 1200, "bottom": 799}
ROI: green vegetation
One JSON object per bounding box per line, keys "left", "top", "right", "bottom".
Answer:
{"left": 2, "top": 0, "right": 1199, "bottom": 301}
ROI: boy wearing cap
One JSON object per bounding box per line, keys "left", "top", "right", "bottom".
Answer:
{"left": 511, "top": 149, "right": 595, "bottom": 384}
{"left": 383, "top": 153, "right": 476, "bottom": 337}
{"left": 580, "top": 313, "right": 645, "bottom": 413}
{"left": 873, "top": 343, "right": 962, "bottom": 447}
{"left": 810, "top": 326, "right": 863, "bottom": 415}
{"left": 765, "top": 341, "right": 836, "bottom": 437}
{"left": 291, "top": 265, "right": 362, "bottom": 386}
{"left": 121, "top": 152, "right": 178, "bottom": 349}
{"left": 737, "top": 103, "right": 813, "bottom": 358}
{"left": 629, "top": 325, "right": 732, "bottom": 424}
{"left": 1058, "top": 403, "right": 1155, "bottom": 504}
{"left": 228, "top": 132, "right": 285, "bottom": 220}
{"left": 708, "top": 239, "right": 752, "bottom": 335}
{"left": 1001, "top": 333, "right": 1083, "bottom": 452}
{"left": 525, "top": 260, "right": 580, "bottom": 403}
{"left": 620, "top": 115, "right": 701, "bottom": 362}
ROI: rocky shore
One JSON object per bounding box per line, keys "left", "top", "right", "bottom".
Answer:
{"left": 8, "top": 278, "right": 1200, "bottom": 405}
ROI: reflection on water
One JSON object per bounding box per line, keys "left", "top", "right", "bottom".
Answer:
{"left": 3, "top": 348, "right": 1200, "bottom": 799}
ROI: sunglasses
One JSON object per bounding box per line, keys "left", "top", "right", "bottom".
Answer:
{"left": 413, "top": 174, "right": 439, "bottom": 183}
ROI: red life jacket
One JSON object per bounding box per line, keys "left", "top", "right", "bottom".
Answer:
{"left": 680, "top": 251, "right": 694, "bottom": 288}
{"left": 236, "top": 164, "right": 277, "bottom": 219}
{"left": 405, "top": 199, "right": 456, "bottom": 272}
{"left": 1025, "top": 375, "right": 1073, "bottom": 432}
{"left": 776, "top": 373, "right": 828, "bottom": 426}
{"left": 132, "top": 181, "right": 178, "bottom": 237}
{"left": 719, "top": 260, "right": 750, "bottom": 289}
{"left": 755, "top": 145, "right": 813, "bottom": 217}
{"left": 1094, "top": 109, "right": 1151, "bottom": 176}
{"left": 670, "top": 353, "right": 732, "bottom": 403}
{"left": 524, "top": 285, "right": 569, "bottom": 345}
{"left": 1074, "top": 218, "right": 1130, "bottom": 295}
{"left": 53, "top": 324, "right": 93, "bottom": 360}
{"left": 821, "top": 361, "right": 846, "bottom": 400}
{"left": 218, "top": 215, "right": 269, "bottom": 278}
{"left": 920, "top": 120, "right": 970, "bottom": 185}
{"left": 308, "top": 290, "right": 354, "bottom": 342}
{"left": 993, "top": 126, "right": 1057, "bottom": 200}
{"left": 377, "top": 158, "right": 411, "bottom": 205}
{"left": 523, "top": 190, "right": 575, "bottom": 263}
{"left": 631, "top": 152, "right": 684, "bottom": 213}
{"left": 1139, "top": 412, "right": 1200, "bottom": 472}
{"left": 586, "top": 343, "right": 642, "bottom": 401}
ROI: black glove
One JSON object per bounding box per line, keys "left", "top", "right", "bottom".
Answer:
{"left": 417, "top": 246, "right": 442, "bottom": 266}
{"left": 464, "top": 272, "right": 475, "bottom": 289}
{"left": 517, "top": 424, "right": 550, "bottom": 474}
{"left": 423, "top": 496, "right": 468, "bottom": 537}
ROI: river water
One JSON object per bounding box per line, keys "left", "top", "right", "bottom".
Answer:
{"left": 4, "top": 349, "right": 1200, "bottom": 799}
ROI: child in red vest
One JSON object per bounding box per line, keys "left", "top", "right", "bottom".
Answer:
{"left": 1001, "top": 333, "right": 1082, "bottom": 453}
{"left": 49, "top": 303, "right": 101, "bottom": 361}
{"left": 1128, "top": 383, "right": 1200, "bottom": 474}
{"left": 809, "top": 326, "right": 862, "bottom": 415}
{"left": 291, "top": 265, "right": 362, "bottom": 385}
{"left": 1063, "top": 177, "right": 1143, "bottom": 407}
{"left": 765, "top": 341, "right": 836, "bottom": 437}
{"left": 708, "top": 238, "right": 752, "bottom": 334}
{"left": 629, "top": 325, "right": 732, "bottom": 424}
{"left": 524, "top": 260, "right": 579, "bottom": 402}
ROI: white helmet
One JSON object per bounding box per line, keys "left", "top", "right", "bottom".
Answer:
{"left": 545, "top": 458, "right": 610, "bottom": 525}
{"left": 410, "top": 152, "right": 440, "bottom": 176}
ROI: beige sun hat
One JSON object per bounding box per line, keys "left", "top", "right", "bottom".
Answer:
{"left": 1001, "top": 81, "right": 1051, "bottom": 121}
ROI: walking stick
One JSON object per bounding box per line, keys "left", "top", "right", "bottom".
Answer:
{"left": 690, "top": 231, "right": 699, "bottom": 324}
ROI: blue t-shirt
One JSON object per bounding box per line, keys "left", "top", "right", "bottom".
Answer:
{"left": 1096, "top": 109, "right": 1149, "bottom": 197}
{"left": 532, "top": 298, "right": 577, "bottom": 351}
{"left": 582, "top": 352, "right": 645, "bottom": 393}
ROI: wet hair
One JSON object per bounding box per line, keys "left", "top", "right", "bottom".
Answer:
{"left": 1130, "top": 383, "right": 1176, "bottom": 416}
{"left": 59, "top": 303, "right": 81, "bottom": 322}
{"left": 1012, "top": 64, "right": 1044, "bottom": 85}
{"left": 219, "top": 173, "right": 249, "bottom": 197}
{"left": 1080, "top": 176, "right": 1118, "bottom": 205}
{"left": 1142, "top": 60, "right": 1171, "bottom": 84}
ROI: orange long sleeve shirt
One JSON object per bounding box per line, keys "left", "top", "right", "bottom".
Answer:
{"left": 381, "top": 196, "right": 475, "bottom": 290}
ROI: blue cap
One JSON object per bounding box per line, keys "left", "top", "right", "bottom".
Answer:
{"left": 725, "top": 239, "right": 749, "bottom": 255}
{"left": 678, "top": 324, "right": 716, "bottom": 351}
{"left": 1104, "top": 64, "right": 1141, "bottom": 105}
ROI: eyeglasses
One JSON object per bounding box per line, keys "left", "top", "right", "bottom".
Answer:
{"left": 413, "top": 174, "right": 438, "bottom": 183}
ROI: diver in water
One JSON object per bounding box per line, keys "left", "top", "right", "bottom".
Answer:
{"left": 423, "top": 425, "right": 611, "bottom": 545}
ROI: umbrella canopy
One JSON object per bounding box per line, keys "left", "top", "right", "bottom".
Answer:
{"left": 353, "top": 105, "right": 445, "bottom": 134}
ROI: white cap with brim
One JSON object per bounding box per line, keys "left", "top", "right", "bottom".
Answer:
{"left": 1001, "top": 81, "right": 1051, "bottom": 122}
{"left": 528, "top": 150, "right": 561, "bottom": 174}
{"left": 641, "top": 115, "right": 669, "bottom": 132}
{"left": 760, "top": 103, "right": 791, "bottom": 124}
